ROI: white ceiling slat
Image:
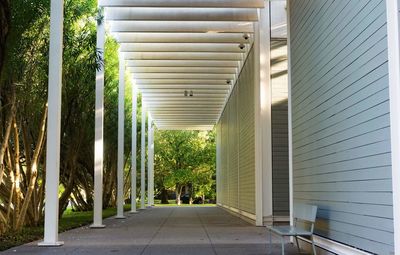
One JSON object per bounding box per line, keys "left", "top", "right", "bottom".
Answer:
{"left": 120, "top": 43, "right": 246, "bottom": 53}
{"left": 145, "top": 101, "right": 225, "bottom": 105}
{"left": 142, "top": 96, "right": 226, "bottom": 100}
{"left": 103, "top": 2, "right": 258, "bottom": 130}
{"left": 129, "top": 67, "right": 237, "bottom": 74}
{"left": 109, "top": 21, "right": 255, "bottom": 33}
{"left": 157, "top": 127, "right": 214, "bottom": 131}
{"left": 105, "top": 8, "right": 258, "bottom": 22}
{"left": 127, "top": 60, "right": 239, "bottom": 67}
{"left": 143, "top": 99, "right": 226, "bottom": 103}
{"left": 141, "top": 89, "right": 229, "bottom": 94}
{"left": 153, "top": 115, "right": 221, "bottom": 117}
{"left": 135, "top": 80, "right": 232, "bottom": 85}
{"left": 100, "top": 0, "right": 264, "bottom": 8}
{"left": 114, "top": 33, "right": 251, "bottom": 44}
{"left": 151, "top": 108, "right": 221, "bottom": 112}
{"left": 133, "top": 73, "right": 235, "bottom": 79}
{"left": 124, "top": 52, "right": 244, "bottom": 61}
{"left": 137, "top": 85, "right": 231, "bottom": 90}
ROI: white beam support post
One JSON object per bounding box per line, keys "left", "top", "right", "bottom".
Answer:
{"left": 130, "top": 84, "right": 138, "bottom": 213}
{"left": 147, "top": 117, "right": 155, "bottom": 206}
{"left": 140, "top": 99, "right": 146, "bottom": 209}
{"left": 254, "top": 4, "right": 272, "bottom": 227}
{"left": 91, "top": 6, "right": 106, "bottom": 229}
{"left": 116, "top": 52, "right": 126, "bottom": 219}
{"left": 39, "top": 0, "right": 64, "bottom": 246}
{"left": 287, "top": 0, "right": 294, "bottom": 230}
{"left": 386, "top": 0, "right": 400, "bottom": 253}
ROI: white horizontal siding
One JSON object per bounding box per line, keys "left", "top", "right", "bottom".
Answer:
{"left": 290, "top": 0, "right": 394, "bottom": 254}
{"left": 217, "top": 48, "right": 256, "bottom": 216}
{"left": 271, "top": 39, "right": 290, "bottom": 217}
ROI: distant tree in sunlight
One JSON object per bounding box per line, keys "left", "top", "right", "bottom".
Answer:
{"left": 154, "top": 130, "right": 216, "bottom": 205}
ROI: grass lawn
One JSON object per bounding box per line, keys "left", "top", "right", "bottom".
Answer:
{"left": 0, "top": 205, "right": 130, "bottom": 252}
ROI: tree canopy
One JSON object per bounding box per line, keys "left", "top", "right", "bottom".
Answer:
{"left": 154, "top": 130, "right": 216, "bottom": 205}
{"left": 0, "top": 0, "right": 216, "bottom": 236}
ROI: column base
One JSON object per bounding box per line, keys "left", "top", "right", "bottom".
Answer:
{"left": 115, "top": 215, "right": 126, "bottom": 219}
{"left": 38, "top": 241, "right": 64, "bottom": 247}
{"left": 90, "top": 224, "right": 106, "bottom": 229}
{"left": 129, "top": 210, "right": 138, "bottom": 214}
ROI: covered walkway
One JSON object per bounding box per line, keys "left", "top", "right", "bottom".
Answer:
{"left": 1, "top": 207, "right": 299, "bottom": 255}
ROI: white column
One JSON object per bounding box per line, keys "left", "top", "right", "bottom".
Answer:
{"left": 254, "top": 4, "right": 272, "bottom": 227}
{"left": 116, "top": 52, "right": 126, "bottom": 219}
{"left": 287, "top": 0, "right": 294, "bottom": 229}
{"left": 386, "top": 0, "right": 400, "bottom": 253}
{"left": 38, "top": 0, "right": 64, "bottom": 246}
{"left": 130, "top": 84, "right": 138, "bottom": 213}
{"left": 140, "top": 99, "right": 146, "bottom": 209}
{"left": 90, "top": 7, "right": 106, "bottom": 229}
{"left": 147, "top": 118, "right": 155, "bottom": 206}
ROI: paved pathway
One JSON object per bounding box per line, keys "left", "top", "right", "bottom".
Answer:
{"left": 2, "top": 206, "right": 301, "bottom": 255}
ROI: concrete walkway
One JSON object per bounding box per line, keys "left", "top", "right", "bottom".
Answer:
{"left": 2, "top": 206, "right": 301, "bottom": 255}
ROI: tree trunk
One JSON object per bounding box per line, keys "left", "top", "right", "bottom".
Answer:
{"left": 12, "top": 118, "right": 21, "bottom": 230}
{"left": 160, "top": 187, "right": 169, "bottom": 204}
{"left": 0, "top": 84, "right": 15, "bottom": 185}
{"left": 175, "top": 185, "right": 183, "bottom": 205}
{"left": 15, "top": 106, "right": 47, "bottom": 230}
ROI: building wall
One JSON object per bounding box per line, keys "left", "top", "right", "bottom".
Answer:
{"left": 271, "top": 39, "right": 289, "bottom": 217}
{"left": 217, "top": 47, "right": 256, "bottom": 217}
{"left": 289, "top": 0, "right": 394, "bottom": 254}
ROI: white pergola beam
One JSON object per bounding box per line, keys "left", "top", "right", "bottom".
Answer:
{"left": 143, "top": 99, "right": 226, "bottom": 103}
{"left": 110, "top": 21, "right": 254, "bottom": 33}
{"left": 151, "top": 111, "right": 221, "bottom": 114}
{"left": 128, "top": 67, "right": 237, "bottom": 74}
{"left": 120, "top": 43, "right": 246, "bottom": 53}
{"left": 135, "top": 80, "right": 233, "bottom": 85}
{"left": 137, "top": 85, "right": 230, "bottom": 90}
{"left": 127, "top": 60, "right": 240, "bottom": 67}
{"left": 114, "top": 33, "right": 252, "bottom": 44}
{"left": 157, "top": 126, "right": 214, "bottom": 131}
{"left": 105, "top": 8, "right": 258, "bottom": 22}
{"left": 141, "top": 88, "right": 229, "bottom": 94}
{"left": 125, "top": 52, "right": 244, "bottom": 61}
{"left": 100, "top": 0, "right": 264, "bottom": 8}
{"left": 152, "top": 115, "right": 221, "bottom": 118}
{"left": 133, "top": 73, "right": 235, "bottom": 79}
{"left": 146, "top": 101, "right": 225, "bottom": 105}
{"left": 142, "top": 95, "right": 227, "bottom": 98}
{"left": 140, "top": 85, "right": 229, "bottom": 91}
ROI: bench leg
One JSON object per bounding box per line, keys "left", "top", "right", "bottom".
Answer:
{"left": 295, "top": 236, "right": 301, "bottom": 253}
{"left": 311, "top": 236, "right": 317, "bottom": 255}
{"left": 281, "top": 236, "right": 285, "bottom": 255}
{"left": 269, "top": 230, "right": 272, "bottom": 254}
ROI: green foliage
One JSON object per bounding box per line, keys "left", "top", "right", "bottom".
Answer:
{"left": 154, "top": 130, "right": 216, "bottom": 202}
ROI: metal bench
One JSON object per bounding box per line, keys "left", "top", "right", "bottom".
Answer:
{"left": 267, "top": 203, "right": 318, "bottom": 255}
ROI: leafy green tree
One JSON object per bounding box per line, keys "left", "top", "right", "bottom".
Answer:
{"left": 0, "top": 0, "right": 134, "bottom": 233}
{"left": 154, "top": 130, "right": 216, "bottom": 205}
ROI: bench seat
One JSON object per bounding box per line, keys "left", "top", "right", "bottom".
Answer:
{"left": 267, "top": 225, "right": 312, "bottom": 237}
